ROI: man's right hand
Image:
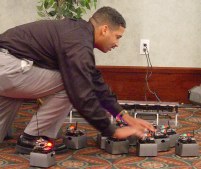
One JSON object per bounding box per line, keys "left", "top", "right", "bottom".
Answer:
{"left": 122, "top": 113, "right": 155, "bottom": 133}
{"left": 113, "top": 125, "right": 146, "bottom": 139}
{"left": 113, "top": 112, "right": 155, "bottom": 139}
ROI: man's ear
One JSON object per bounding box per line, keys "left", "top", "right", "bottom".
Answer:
{"left": 101, "top": 25, "right": 109, "bottom": 36}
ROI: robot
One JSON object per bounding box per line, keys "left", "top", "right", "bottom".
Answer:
{"left": 175, "top": 132, "right": 199, "bottom": 157}
{"left": 64, "top": 122, "right": 87, "bottom": 149}
{"left": 30, "top": 137, "right": 56, "bottom": 168}
{"left": 136, "top": 132, "right": 157, "bottom": 156}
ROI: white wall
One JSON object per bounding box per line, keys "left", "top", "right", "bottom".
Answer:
{"left": 0, "top": 0, "right": 38, "bottom": 32}
{"left": 0, "top": 0, "right": 200, "bottom": 67}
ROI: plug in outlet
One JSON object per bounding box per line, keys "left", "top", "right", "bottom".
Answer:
{"left": 140, "top": 39, "right": 150, "bottom": 55}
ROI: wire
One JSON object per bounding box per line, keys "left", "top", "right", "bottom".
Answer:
{"left": 35, "top": 99, "right": 43, "bottom": 137}
{"left": 35, "top": 111, "right": 40, "bottom": 136}
{"left": 144, "top": 46, "right": 161, "bottom": 102}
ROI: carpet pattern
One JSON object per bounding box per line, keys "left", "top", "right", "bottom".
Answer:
{"left": 0, "top": 101, "right": 201, "bottom": 169}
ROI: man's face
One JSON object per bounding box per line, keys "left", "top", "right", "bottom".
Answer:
{"left": 96, "top": 25, "right": 125, "bottom": 53}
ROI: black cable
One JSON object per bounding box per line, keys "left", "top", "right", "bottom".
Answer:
{"left": 144, "top": 48, "right": 152, "bottom": 100}
{"left": 144, "top": 46, "right": 161, "bottom": 102}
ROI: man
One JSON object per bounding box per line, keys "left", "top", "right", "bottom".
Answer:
{"left": 0, "top": 6, "right": 154, "bottom": 154}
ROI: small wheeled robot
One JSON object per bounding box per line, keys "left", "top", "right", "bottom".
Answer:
{"left": 154, "top": 129, "right": 170, "bottom": 152}
{"left": 30, "top": 137, "right": 56, "bottom": 168}
{"left": 63, "top": 122, "right": 87, "bottom": 149}
{"left": 136, "top": 132, "right": 157, "bottom": 157}
{"left": 160, "top": 122, "right": 179, "bottom": 147}
{"left": 175, "top": 132, "right": 199, "bottom": 157}
{"left": 105, "top": 137, "right": 129, "bottom": 155}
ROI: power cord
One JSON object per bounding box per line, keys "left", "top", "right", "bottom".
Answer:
{"left": 143, "top": 45, "right": 161, "bottom": 102}
{"left": 35, "top": 98, "right": 44, "bottom": 136}
{"left": 36, "top": 111, "right": 40, "bottom": 136}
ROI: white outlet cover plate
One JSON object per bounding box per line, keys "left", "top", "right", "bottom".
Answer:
{"left": 140, "top": 39, "right": 150, "bottom": 54}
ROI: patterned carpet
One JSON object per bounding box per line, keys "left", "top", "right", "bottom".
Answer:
{"left": 0, "top": 101, "right": 201, "bottom": 169}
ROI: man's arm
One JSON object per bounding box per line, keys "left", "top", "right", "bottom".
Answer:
{"left": 91, "top": 68, "right": 123, "bottom": 117}
{"left": 91, "top": 68, "right": 155, "bottom": 138}
{"left": 58, "top": 27, "right": 116, "bottom": 137}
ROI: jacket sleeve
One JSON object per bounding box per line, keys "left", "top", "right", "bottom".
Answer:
{"left": 91, "top": 68, "right": 123, "bottom": 117}
{"left": 58, "top": 29, "right": 116, "bottom": 136}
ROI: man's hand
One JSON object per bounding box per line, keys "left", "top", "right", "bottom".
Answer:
{"left": 113, "top": 112, "right": 155, "bottom": 139}
{"left": 113, "top": 126, "right": 146, "bottom": 139}
{"left": 122, "top": 113, "right": 155, "bottom": 132}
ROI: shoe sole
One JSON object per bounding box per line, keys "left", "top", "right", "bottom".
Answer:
{"left": 15, "top": 144, "right": 68, "bottom": 155}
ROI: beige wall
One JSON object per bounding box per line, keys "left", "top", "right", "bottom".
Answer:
{"left": 0, "top": 0, "right": 200, "bottom": 67}
{"left": 0, "top": 1, "right": 38, "bottom": 32}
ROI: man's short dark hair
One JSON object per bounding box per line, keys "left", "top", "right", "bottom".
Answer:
{"left": 91, "top": 6, "right": 126, "bottom": 29}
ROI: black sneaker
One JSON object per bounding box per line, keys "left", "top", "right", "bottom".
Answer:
{"left": 15, "top": 133, "right": 68, "bottom": 154}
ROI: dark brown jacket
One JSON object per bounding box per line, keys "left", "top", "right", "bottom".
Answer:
{"left": 0, "top": 18, "right": 123, "bottom": 136}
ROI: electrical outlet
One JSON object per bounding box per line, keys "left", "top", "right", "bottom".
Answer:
{"left": 140, "top": 39, "right": 150, "bottom": 55}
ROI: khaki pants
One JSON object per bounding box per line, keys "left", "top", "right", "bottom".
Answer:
{"left": 0, "top": 51, "right": 72, "bottom": 142}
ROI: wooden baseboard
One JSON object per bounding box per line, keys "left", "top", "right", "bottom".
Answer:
{"left": 97, "top": 66, "right": 201, "bottom": 103}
